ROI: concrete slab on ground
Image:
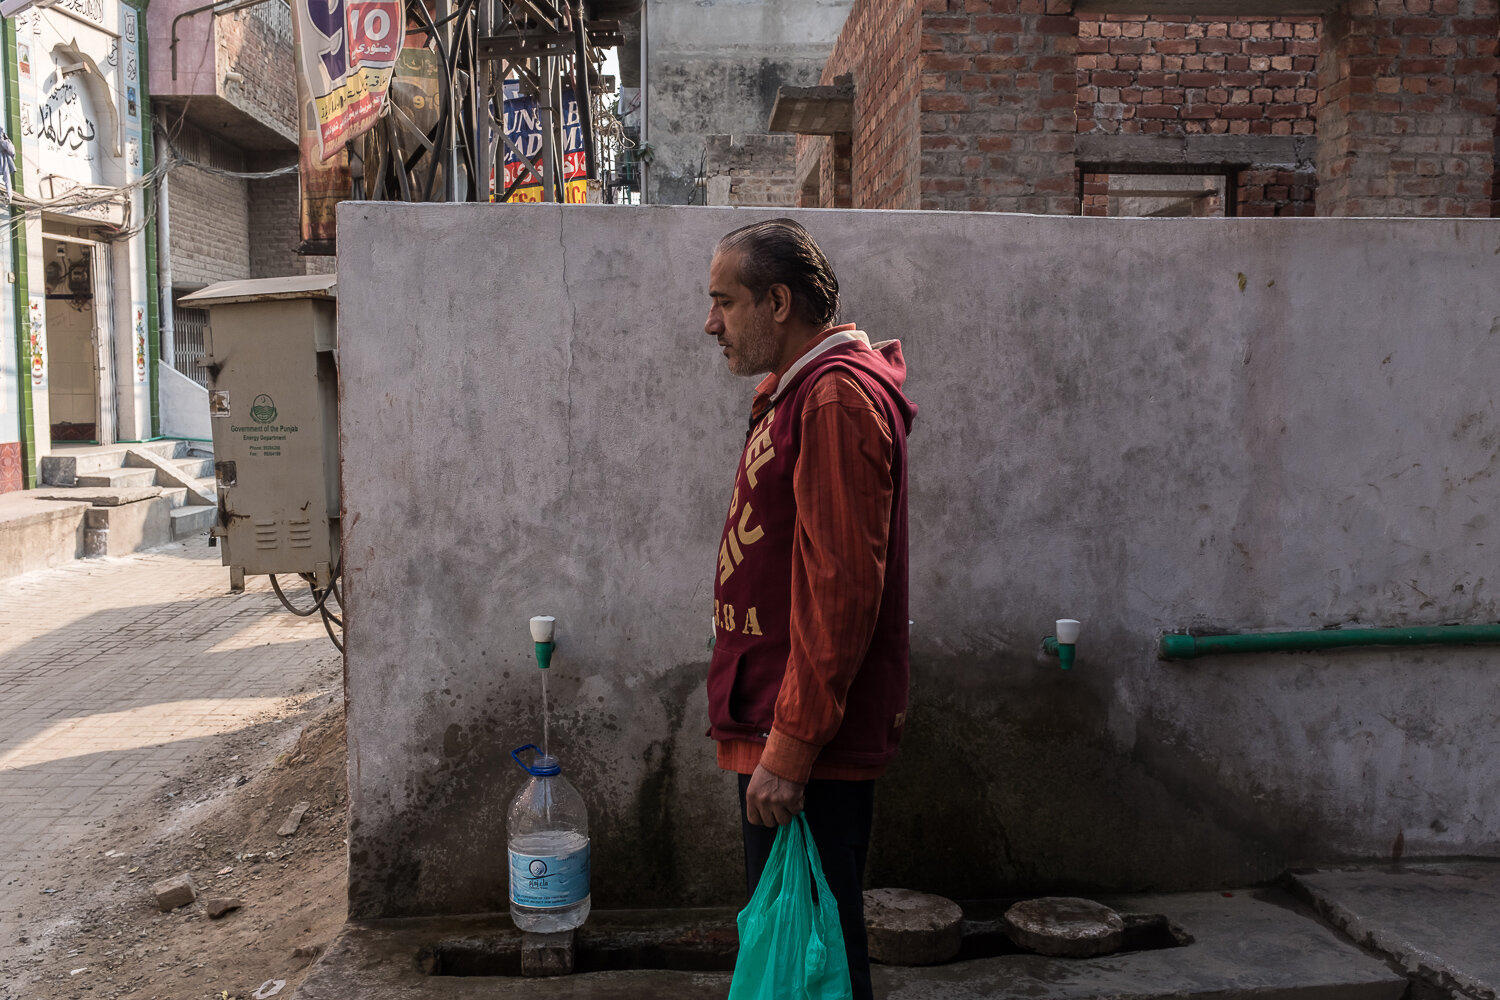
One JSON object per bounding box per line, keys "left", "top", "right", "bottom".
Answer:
{"left": 3, "top": 442, "right": 217, "bottom": 577}
{"left": 34, "top": 487, "right": 164, "bottom": 506}
{"left": 0, "top": 492, "right": 88, "bottom": 578}
{"left": 1292, "top": 862, "right": 1500, "bottom": 1000}
{"left": 294, "top": 889, "right": 1405, "bottom": 1000}
{"left": 82, "top": 495, "right": 173, "bottom": 555}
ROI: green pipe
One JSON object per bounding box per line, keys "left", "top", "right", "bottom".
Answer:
{"left": 534, "top": 640, "right": 554, "bottom": 670}
{"left": 1160, "top": 624, "right": 1500, "bottom": 661}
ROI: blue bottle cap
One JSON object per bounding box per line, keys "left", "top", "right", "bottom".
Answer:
{"left": 511, "top": 744, "right": 560, "bottom": 776}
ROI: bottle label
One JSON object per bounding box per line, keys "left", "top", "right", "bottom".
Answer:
{"left": 509, "top": 842, "right": 590, "bottom": 908}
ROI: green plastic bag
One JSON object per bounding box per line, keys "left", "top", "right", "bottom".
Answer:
{"left": 728, "top": 815, "right": 854, "bottom": 1000}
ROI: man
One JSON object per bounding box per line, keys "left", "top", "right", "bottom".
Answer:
{"left": 704, "top": 218, "right": 917, "bottom": 1000}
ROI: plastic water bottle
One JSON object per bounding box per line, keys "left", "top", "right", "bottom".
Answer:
{"left": 508, "top": 744, "right": 591, "bottom": 932}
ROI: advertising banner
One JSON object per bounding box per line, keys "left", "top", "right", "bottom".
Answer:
{"left": 292, "top": 0, "right": 402, "bottom": 164}
{"left": 298, "top": 91, "right": 350, "bottom": 251}
{"left": 499, "top": 81, "right": 587, "bottom": 203}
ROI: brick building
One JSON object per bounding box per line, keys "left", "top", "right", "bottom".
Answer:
{"left": 148, "top": 0, "right": 329, "bottom": 385}
{"left": 777, "top": 0, "right": 1499, "bottom": 218}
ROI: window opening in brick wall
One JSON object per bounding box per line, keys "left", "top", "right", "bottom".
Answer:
{"left": 1082, "top": 172, "right": 1229, "bottom": 217}
{"left": 173, "top": 305, "right": 210, "bottom": 388}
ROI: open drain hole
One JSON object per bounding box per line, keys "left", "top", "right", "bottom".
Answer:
{"left": 419, "top": 925, "right": 740, "bottom": 976}
{"left": 418, "top": 908, "right": 1190, "bottom": 977}
{"left": 953, "top": 909, "right": 1194, "bottom": 962}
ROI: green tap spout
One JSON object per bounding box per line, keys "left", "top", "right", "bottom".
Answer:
{"left": 534, "top": 641, "right": 554, "bottom": 670}
{"left": 1041, "top": 637, "right": 1076, "bottom": 670}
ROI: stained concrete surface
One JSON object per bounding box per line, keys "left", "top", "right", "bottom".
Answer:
{"left": 644, "top": 0, "right": 852, "bottom": 204}
{"left": 294, "top": 889, "right": 1406, "bottom": 1000}
{"left": 336, "top": 204, "right": 1500, "bottom": 917}
{"left": 1292, "top": 862, "right": 1500, "bottom": 1000}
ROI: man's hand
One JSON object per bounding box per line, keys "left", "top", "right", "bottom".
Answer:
{"left": 745, "top": 763, "right": 806, "bottom": 827}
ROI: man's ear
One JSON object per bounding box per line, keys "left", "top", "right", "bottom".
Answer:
{"left": 768, "top": 284, "right": 793, "bottom": 323}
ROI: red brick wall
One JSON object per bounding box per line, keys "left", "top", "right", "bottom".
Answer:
{"left": 801, "top": 0, "right": 922, "bottom": 210}
{"left": 813, "top": 0, "right": 1497, "bottom": 217}
{"left": 216, "top": 3, "right": 298, "bottom": 140}
{"left": 1494, "top": 100, "right": 1500, "bottom": 216}
{"left": 248, "top": 169, "right": 335, "bottom": 278}
{"left": 1081, "top": 172, "right": 1107, "bottom": 215}
{"left": 1236, "top": 167, "right": 1318, "bottom": 215}
{"left": 1317, "top": 0, "right": 1499, "bottom": 217}
{"left": 1077, "top": 15, "right": 1320, "bottom": 137}
{"left": 918, "top": 1, "right": 1079, "bottom": 213}
{"left": 823, "top": 132, "right": 854, "bottom": 208}
{"left": 168, "top": 124, "right": 252, "bottom": 290}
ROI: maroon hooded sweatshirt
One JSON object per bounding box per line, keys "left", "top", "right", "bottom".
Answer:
{"left": 708, "top": 334, "right": 918, "bottom": 776}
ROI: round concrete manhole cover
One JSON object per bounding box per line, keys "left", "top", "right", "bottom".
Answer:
{"left": 863, "top": 888, "right": 964, "bottom": 966}
{"left": 1004, "top": 897, "right": 1125, "bottom": 957}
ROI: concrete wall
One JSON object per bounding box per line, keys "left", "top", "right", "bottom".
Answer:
{"left": 337, "top": 203, "right": 1500, "bottom": 920}
{"left": 157, "top": 362, "right": 211, "bottom": 441}
{"left": 646, "top": 0, "right": 852, "bottom": 204}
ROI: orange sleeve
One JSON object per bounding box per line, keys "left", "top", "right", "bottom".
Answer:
{"left": 758, "top": 372, "right": 894, "bottom": 784}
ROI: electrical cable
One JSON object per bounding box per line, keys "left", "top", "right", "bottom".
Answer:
{"left": 269, "top": 573, "right": 338, "bottom": 617}
{"left": 408, "top": 0, "right": 458, "bottom": 201}
{"left": 269, "top": 556, "right": 344, "bottom": 652}
{"left": 319, "top": 564, "right": 345, "bottom": 651}
{"left": 320, "top": 605, "right": 344, "bottom": 652}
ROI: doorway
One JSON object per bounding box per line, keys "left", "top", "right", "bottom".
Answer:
{"left": 1081, "top": 172, "right": 1231, "bottom": 218}
{"left": 42, "top": 235, "right": 113, "bottom": 445}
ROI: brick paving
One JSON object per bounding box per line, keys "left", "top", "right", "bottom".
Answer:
{"left": 0, "top": 537, "right": 340, "bottom": 919}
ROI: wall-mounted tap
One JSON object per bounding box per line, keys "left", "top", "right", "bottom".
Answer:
{"left": 1042, "top": 618, "right": 1082, "bottom": 670}
{"left": 530, "top": 615, "right": 556, "bottom": 670}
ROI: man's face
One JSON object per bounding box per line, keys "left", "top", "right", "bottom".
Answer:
{"left": 706, "top": 251, "right": 782, "bottom": 377}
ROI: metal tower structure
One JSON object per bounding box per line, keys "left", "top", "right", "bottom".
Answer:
{"left": 352, "top": 0, "right": 630, "bottom": 204}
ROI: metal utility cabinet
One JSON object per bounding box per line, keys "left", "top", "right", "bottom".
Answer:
{"left": 180, "top": 276, "right": 339, "bottom": 589}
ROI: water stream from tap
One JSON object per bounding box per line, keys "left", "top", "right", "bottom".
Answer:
{"left": 540, "top": 669, "right": 550, "bottom": 759}
{"left": 540, "top": 669, "right": 552, "bottom": 824}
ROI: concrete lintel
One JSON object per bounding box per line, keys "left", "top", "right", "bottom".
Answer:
{"left": 768, "top": 80, "right": 854, "bottom": 136}
{"left": 1071, "top": 0, "right": 1335, "bottom": 13}
{"left": 1075, "top": 134, "right": 1317, "bottom": 171}
{"left": 151, "top": 94, "right": 296, "bottom": 152}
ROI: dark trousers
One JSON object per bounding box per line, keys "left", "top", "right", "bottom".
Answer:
{"left": 738, "top": 774, "right": 876, "bottom": 1000}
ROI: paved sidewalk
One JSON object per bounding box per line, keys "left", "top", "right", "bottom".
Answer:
{"left": 0, "top": 536, "right": 340, "bottom": 920}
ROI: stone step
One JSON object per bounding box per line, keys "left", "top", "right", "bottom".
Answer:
{"left": 76, "top": 467, "right": 159, "bottom": 489}
{"left": 123, "top": 449, "right": 216, "bottom": 506}
{"left": 170, "top": 504, "right": 216, "bottom": 540}
{"left": 83, "top": 497, "right": 171, "bottom": 557}
{"left": 39, "top": 440, "right": 188, "bottom": 485}
{"left": 160, "top": 483, "right": 215, "bottom": 511}
{"left": 174, "top": 456, "right": 216, "bottom": 479}
{"left": 160, "top": 486, "right": 190, "bottom": 509}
